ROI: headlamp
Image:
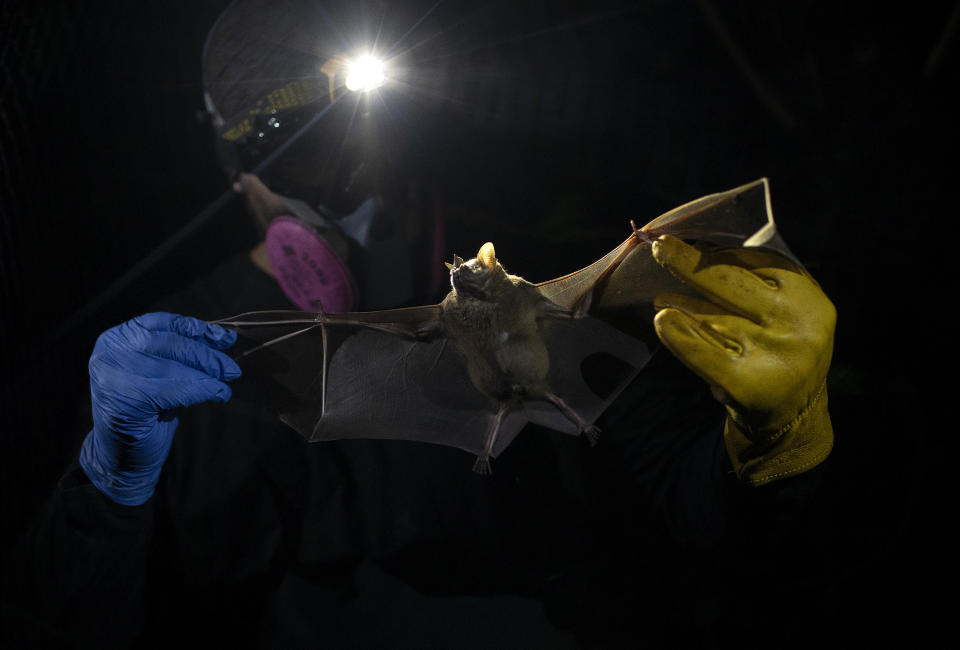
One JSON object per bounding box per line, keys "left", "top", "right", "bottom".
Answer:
{"left": 344, "top": 55, "right": 387, "bottom": 93}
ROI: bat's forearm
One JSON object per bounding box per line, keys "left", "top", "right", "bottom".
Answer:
{"left": 324, "top": 315, "right": 442, "bottom": 340}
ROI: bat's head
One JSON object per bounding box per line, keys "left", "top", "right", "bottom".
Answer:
{"left": 446, "top": 242, "right": 505, "bottom": 299}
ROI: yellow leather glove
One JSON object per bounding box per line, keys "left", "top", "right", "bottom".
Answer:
{"left": 650, "top": 235, "right": 836, "bottom": 486}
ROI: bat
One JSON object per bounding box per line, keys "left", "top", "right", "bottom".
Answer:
{"left": 215, "top": 178, "right": 798, "bottom": 473}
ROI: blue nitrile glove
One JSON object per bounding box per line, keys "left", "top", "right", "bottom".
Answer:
{"left": 79, "top": 312, "right": 242, "bottom": 506}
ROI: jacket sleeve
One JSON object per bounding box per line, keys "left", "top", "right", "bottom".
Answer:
{"left": 593, "top": 347, "right": 826, "bottom": 549}
{"left": 2, "top": 460, "right": 154, "bottom": 648}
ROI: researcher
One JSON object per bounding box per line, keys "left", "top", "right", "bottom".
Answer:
{"left": 3, "top": 1, "right": 837, "bottom": 647}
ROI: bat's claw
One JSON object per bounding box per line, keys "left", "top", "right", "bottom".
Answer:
{"left": 472, "top": 455, "right": 493, "bottom": 475}
{"left": 582, "top": 425, "right": 601, "bottom": 447}
{"left": 630, "top": 219, "right": 656, "bottom": 245}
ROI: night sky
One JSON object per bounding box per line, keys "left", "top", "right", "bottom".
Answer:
{"left": 1, "top": 1, "right": 956, "bottom": 645}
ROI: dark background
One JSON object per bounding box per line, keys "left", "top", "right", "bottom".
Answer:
{"left": 1, "top": 0, "right": 955, "bottom": 646}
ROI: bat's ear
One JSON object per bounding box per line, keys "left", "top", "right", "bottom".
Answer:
{"left": 445, "top": 261, "right": 455, "bottom": 270}
{"left": 478, "top": 242, "right": 497, "bottom": 269}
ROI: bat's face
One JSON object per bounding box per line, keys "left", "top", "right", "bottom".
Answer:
{"left": 448, "top": 242, "right": 501, "bottom": 300}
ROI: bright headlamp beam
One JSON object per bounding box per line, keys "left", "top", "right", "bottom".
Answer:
{"left": 345, "top": 55, "right": 386, "bottom": 92}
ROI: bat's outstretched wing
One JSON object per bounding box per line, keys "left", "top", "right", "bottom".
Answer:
{"left": 216, "top": 304, "right": 650, "bottom": 460}
{"left": 536, "top": 178, "right": 798, "bottom": 331}
{"left": 215, "top": 178, "right": 795, "bottom": 463}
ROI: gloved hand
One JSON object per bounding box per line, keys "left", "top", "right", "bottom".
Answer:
{"left": 79, "top": 313, "right": 242, "bottom": 505}
{"left": 651, "top": 236, "right": 836, "bottom": 486}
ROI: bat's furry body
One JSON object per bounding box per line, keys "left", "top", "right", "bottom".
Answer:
{"left": 441, "top": 245, "right": 555, "bottom": 403}
{"left": 438, "top": 243, "right": 594, "bottom": 472}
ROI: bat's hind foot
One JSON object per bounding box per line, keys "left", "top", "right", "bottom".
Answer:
{"left": 472, "top": 455, "right": 493, "bottom": 475}
{"left": 546, "top": 392, "right": 601, "bottom": 446}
